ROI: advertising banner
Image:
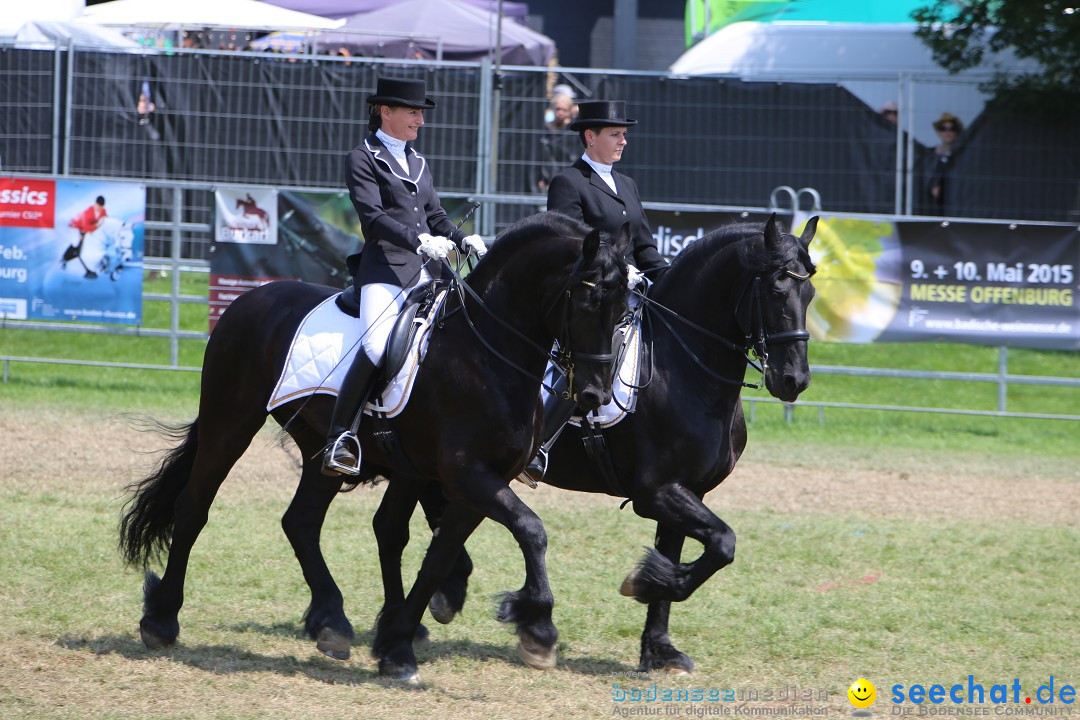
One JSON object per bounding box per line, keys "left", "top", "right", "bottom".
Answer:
{"left": 209, "top": 189, "right": 476, "bottom": 330}
{"left": 801, "top": 215, "right": 1079, "bottom": 350}
{"left": 637, "top": 209, "right": 1078, "bottom": 350}
{"left": 214, "top": 187, "right": 278, "bottom": 244}
{"left": 0, "top": 177, "right": 145, "bottom": 324}
{"left": 209, "top": 188, "right": 363, "bottom": 330}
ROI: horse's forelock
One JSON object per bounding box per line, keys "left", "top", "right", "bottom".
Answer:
{"left": 592, "top": 233, "right": 628, "bottom": 287}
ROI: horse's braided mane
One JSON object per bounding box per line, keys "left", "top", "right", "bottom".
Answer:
{"left": 491, "top": 211, "right": 590, "bottom": 252}
{"left": 476, "top": 211, "right": 625, "bottom": 288}
{"left": 669, "top": 220, "right": 813, "bottom": 277}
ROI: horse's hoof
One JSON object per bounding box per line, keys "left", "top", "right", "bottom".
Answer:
{"left": 379, "top": 658, "right": 419, "bottom": 684}
{"left": 517, "top": 633, "right": 557, "bottom": 670}
{"left": 619, "top": 570, "right": 639, "bottom": 597}
{"left": 138, "top": 617, "right": 177, "bottom": 650}
{"left": 429, "top": 592, "right": 457, "bottom": 625}
{"left": 316, "top": 627, "right": 351, "bottom": 661}
{"left": 139, "top": 628, "right": 166, "bottom": 650}
{"left": 640, "top": 647, "right": 695, "bottom": 675}
{"left": 413, "top": 623, "right": 431, "bottom": 651}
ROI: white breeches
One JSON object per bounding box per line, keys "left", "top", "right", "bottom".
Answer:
{"left": 357, "top": 267, "right": 432, "bottom": 364}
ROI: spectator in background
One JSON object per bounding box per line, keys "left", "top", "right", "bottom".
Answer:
{"left": 880, "top": 100, "right": 898, "bottom": 125}
{"left": 926, "top": 112, "right": 964, "bottom": 215}
{"left": 544, "top": 84, "right": 577, "bottom": 131}
{"left": 137, "top": 79, "right": 161, "bottom": 141}
{"left": 534, "top": 84, "right": 579, "bottom": 192}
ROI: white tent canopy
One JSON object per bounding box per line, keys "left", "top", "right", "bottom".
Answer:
{"left": 1, "top": 0, "right": 84, "bottom": 37}
{"left": 668, "top": 22, "right": 1025, "bottom": 78}
{"left": 669, "top": 22, "right": 1034, "bottom": 145}
{"left": 75, "top": 0, "right": 345, "bottom": 30}
{"left": 15, "top": 20, "right": 142, "bottom": 49}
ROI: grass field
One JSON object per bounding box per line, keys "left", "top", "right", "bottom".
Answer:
{"left": 1, "top": 271, "right": 1078, "bottom": 719}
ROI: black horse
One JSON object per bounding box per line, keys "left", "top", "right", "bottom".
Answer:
{"left": 393, "top": 215, "right": 818, "bottom": 672}
{"left": 541, "top": 215, "right": 818, "bottom": 672}
{"left": 119, "top": 212, "right": 630, "bottom": 681}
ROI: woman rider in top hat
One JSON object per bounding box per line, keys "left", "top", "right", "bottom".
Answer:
{"left": 323, "top": 76, "right": 487, "bottom": 476}
{"left": 547, "top": 99, "right": 667, "bottom": 279}
{"left": 519, "top": 99, "right": 669, "bottom": 486}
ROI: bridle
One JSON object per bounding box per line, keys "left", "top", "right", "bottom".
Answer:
{"left": 442, "top": 244, "right": 621, "bottom": 398}
{"left": 639, "top": 244, "right": 812, "bottom": 390}
{"left": 739, "top": 266, "right": 813, "bottom": 370}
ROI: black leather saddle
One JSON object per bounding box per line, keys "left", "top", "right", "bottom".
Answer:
{"left": 335, "top": 284, "right": 439, "bottom": 390}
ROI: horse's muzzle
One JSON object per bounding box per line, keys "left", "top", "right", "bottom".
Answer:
{"left": 766, "top": 367, "right": 810, "bottom": 403}
{"left": 574, "top": 385, "right": 609, "bottom": 413}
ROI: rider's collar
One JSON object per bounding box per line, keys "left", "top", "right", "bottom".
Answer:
{"left": 376, "top": 129, "right": 408, "bottom": 158}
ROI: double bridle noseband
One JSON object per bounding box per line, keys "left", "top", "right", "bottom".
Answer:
{"left": 639, "top": 258, "right": 812, "bottom": 390}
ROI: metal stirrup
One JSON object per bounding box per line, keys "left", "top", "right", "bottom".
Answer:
{"left": 325, "top": 432, "right": 362, "bottom": 476}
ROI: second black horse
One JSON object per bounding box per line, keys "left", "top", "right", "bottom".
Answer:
{"left": 411, "top": 214, "right": 818, "bottom": 672}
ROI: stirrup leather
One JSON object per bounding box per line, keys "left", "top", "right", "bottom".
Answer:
{"left": 323, "top": 432, "right": 362, "bottom": 476}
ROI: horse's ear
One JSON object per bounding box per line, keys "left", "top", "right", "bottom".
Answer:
{"left": 582, "top": 227, "right": 602, "bottom": 266}
{"left": 799, "top": 216, "right": 819, "bottom": 249}
{"left": 763, "top": 212, "right": 781, "bottom": 250}
{"left": 614, "top": 222, "right": 632, "bottom": 258}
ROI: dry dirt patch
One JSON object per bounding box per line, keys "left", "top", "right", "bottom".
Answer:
{"left": 6, "top": 409, "right": 1074, "bottom": 527}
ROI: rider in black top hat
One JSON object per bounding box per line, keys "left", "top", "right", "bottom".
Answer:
{"left": 548, "top": 100, "right": 667, "bottom": 279}
{"left": 519, "top": 99, "right": 668, "bottom": 487}
{"left": 323, "top": 76, "right": 487, "bottom": 477}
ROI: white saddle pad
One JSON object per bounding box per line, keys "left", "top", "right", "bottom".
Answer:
{"left": 540, "top": 314, "right": 642, "bottom": 430}
{"left": 267, "top": 291, "right": 443, "bottom": 418}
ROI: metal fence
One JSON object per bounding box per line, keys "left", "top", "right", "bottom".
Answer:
{"left": 1, "top": 179, "right": 1077, "bottom": 422}
{"left": 1, "top": 43, "right": 1077, "bottom": 420}
{"left": 3, "top": 42, "right": 1079, "bottom": 235}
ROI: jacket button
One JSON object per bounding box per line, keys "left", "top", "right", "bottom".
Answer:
{"left": 622, "top": 210, "right": 627, "bottom": 215}
{"left": 411, "top": 191, "right": 417, "bottom": 196}
{"left": 413, "top": 207, "right": 418, "bottom": 212}
{"left": 416, "top": 222, "right": 421, "bottom": 228}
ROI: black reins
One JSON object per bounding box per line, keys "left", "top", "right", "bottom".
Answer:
{"left": 439, "top": 241, "right": 618, "bottom": 398}
{"left": 636, "top": 256, "right": 811, "bottom": 390}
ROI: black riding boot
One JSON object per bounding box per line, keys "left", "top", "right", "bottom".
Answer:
{"left": 517, "top": 375, "right": 578, "bottom": 488}
{"left": 322, "top": 352, "right": 379, "bottom": 477}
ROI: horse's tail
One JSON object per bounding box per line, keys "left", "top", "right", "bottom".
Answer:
{"left": 119, "top": 418, "right": 200, "bottom": 568}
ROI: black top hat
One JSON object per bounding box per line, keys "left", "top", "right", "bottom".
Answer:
{"left": 367, "top": 77, "right": 436, "bottom": 109}
{"left": 569, "top": 100, "right": 637, "bottom": 131}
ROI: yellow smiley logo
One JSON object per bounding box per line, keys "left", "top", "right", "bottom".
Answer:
{"left": 848, "top": 678, "right": 876, "bottom": 709}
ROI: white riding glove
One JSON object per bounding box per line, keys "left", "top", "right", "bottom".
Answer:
{"left": 462, "top": 234, "right": 487, "bottom": 257}
{"left": 627, "top": 264, "right": 645, "bottom": 290}
{"left": 416, "top": 233, "right": 454, "bottom": 260}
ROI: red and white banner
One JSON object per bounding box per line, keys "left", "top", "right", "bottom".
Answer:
{"left": 0, "top": 178, "right": 56, "bottom": 228}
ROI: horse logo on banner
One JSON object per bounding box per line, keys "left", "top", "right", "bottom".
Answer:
{"left": 215, "top": 188, "right": 276, "bottom": 244}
